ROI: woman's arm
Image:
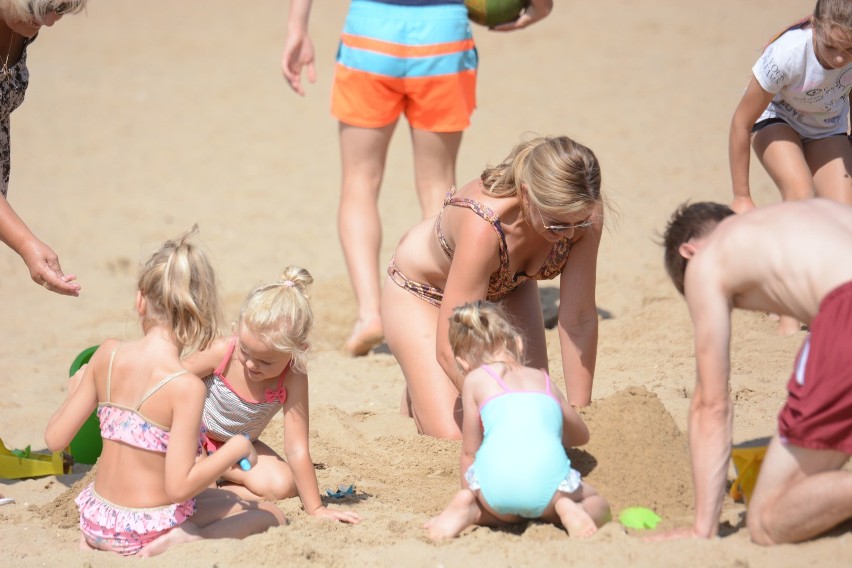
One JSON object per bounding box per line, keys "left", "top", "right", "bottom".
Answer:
{"left": 435, "top": 212, "right": 501, "bottom": 391}
{"left": 729, "top": 76, "right": 775, "bottom": 213}
{"left": 557, "top": 215, "right": 602, "bottom": 407}
{"left": 281, "top": 373, "right": 361, "bottom": 523}
{"left": 492, "top": 0, "right": 553, "bottom": 31}
{"left": 0, "top": 195, "right": 80, "bottom": 296}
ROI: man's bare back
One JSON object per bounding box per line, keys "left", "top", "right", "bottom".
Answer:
{"left": 687, "top": 199, "right": 852, "bottom": 324}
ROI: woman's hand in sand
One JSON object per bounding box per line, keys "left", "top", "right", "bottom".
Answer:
{"left": 19, "top": 237, "right": 80, "bottom": 297}
{"left": 309, "top": 505, "right": 362, "bottom": 524}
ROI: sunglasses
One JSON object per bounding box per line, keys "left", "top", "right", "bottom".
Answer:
{"left": 537, "top": 208, "right": 595, "bottom": 233}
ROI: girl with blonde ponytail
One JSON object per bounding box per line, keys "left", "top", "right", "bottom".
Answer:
{"left": 183, "top": 266, "right": 362, "bottom": 525}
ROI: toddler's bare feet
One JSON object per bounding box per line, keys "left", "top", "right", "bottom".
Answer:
{"left": 344, "top": 315, "right": 383, "bottom": 357}
{"left": 555, "top": 498, "right": 598, "bottom": 538}
{"left": 424, "top": 489, "right": 479, "bottom": 542}
{"left": 137, "top": 523, "right": 202, "bottom": 557}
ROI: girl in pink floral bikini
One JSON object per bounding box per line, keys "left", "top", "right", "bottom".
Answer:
{"left": 183, "top": 266, "right": 361, "bottom": 524}
{"left": 44, "top": 227, "right": 286, "bottom": 557}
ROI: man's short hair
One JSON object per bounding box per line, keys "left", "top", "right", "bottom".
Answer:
{"left": 662, "top": 202, "right": 735, "bottom": 295}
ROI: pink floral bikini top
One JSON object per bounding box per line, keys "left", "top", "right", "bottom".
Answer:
{"left": 97, "top": 345, "right": 188, "bottom": 454}
{"left": 435, "top": 186, "right": 573, "bottom": 301}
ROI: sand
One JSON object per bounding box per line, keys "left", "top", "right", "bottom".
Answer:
{"left": 1, "top": 1, "right": 849, "bottom": 566}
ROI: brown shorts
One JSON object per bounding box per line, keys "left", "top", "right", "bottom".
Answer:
{"left": 777, "top": 281, "right": 852, "bottom": 454}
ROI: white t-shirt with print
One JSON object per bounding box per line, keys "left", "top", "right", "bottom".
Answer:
{"left": 753, "top": 26, "right": 852, "bottom": 138}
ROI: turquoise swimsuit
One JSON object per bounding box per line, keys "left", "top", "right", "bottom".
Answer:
{"left": 466, "top": 365, "right": 582, "bottom": 518}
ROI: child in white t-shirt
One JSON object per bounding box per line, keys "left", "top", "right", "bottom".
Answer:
{"left": 728, "top": 0, "right": 852, "bottom": 334}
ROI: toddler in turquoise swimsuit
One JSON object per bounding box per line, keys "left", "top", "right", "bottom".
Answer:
{"left": 425, "top": 300, "right": 610, "bottom": 541}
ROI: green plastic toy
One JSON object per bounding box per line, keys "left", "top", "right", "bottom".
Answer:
{"left": 68, "top": 345, "right": 102, "bottom": 465}
{"left": 619, "top": 506, "right": 662, "bottom": 530}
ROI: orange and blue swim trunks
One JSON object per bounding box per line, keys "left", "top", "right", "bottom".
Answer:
{"left": 332, "top": 0, "right": 477, "bottom": 132}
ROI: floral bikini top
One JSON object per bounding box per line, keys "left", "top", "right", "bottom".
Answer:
{"left": 435, "top": 186, "right": 573, "bottom": 301}
{"left": 98, "top": 345, "right": 189, "bottom": 454}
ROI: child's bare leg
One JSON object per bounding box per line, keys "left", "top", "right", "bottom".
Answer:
{"left": 806, "top": 135, "right": 852, "bottom": 206}
{"left": 139, "top": 490, "right": 286, "bottom": 557}
{"left": 553, "top": 496, "right": 598, "bottom": 537}
{"left": 424, "top": 489, "right": 488, "bottom": 541}
{"left": 220, "top": 443, "right": 296, "bottom": 501}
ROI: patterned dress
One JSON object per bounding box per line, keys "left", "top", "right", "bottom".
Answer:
{"left": 0, "top": 37, "right": 31, "bottom": 197}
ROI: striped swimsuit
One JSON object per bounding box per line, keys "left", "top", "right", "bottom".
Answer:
{"left": 201, "top": 338, "right": 290, "bottom": 449}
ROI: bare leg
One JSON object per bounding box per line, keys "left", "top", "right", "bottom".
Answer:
{"left": 381, "top": 276, "right": 462, "bottom": 439}
{"left": 218, "top": 441, "right": 296, "bottom": 501}
{"left": 752, "top": 125, "right": 813, "bottom": 335}
{"left": 805, "top": 135, "right": 852, "bottom": 205}
{"left": 424, "top": 489, "right": 482, "bottom": 541}
{"left": 541, "top": 482, "right": 611, "bottom": 538}
{"left": 747, "top": 435, "right": 852, "bottom": 544}
{"left": 338, "top": 121, "right": 397, "bottom": 356}
{"left": 554, "top": 497, "right": 598, "bottom": 537}
{"left": 409, "top": 128, "right": 462, "bottom": 218}
{"left": 137, "top": 489, "right": 286, "bottom": 557}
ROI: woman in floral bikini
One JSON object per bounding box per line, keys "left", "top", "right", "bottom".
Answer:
{"left": 381, "top": 135, "right": 606, "bottom": 439}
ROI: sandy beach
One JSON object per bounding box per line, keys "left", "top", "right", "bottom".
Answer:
{"left": 1, "top": 1, "right": 850, "bottom": 566}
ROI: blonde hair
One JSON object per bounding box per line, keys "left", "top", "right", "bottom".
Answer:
{"left": 239, "top": 266, "right": 314, "bottom": 374}
{"left": 2, "top": 0, "right": 87, "bottom": 24}
{"left": 137, "top": 225, "right": 222, "bottom": 356}
{"left": 480, "top": 135, "right": 602, "bottom": 219}
{"left": 449, "top": 300, "right": 525, "bottom": 371}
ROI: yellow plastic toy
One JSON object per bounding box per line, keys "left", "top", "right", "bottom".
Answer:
{"left": 0, "top": 438, "right": 69, "bottom": 480}
{"left": 730, "top": 437, "right": 770, "bottom": 506}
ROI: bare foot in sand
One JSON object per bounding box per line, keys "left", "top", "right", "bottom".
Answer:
{"left": 344, "top": 315, "right": 383, "bottom": 357}
{"left": 137, "top": 523, "right": 203, "bottom": 558}
{"left": 555, "top": 497, "right": 598, "bottom": 538}
{"left": 424, "top": 489, "right": 480, "bottom": 542}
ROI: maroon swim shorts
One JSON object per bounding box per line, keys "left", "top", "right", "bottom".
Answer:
{"left": 777, "top": 281, "right": 852, "bottom": 454}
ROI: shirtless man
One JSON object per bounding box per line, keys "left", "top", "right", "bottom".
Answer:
{"left": 655, "top": 198, "right": 852, "bottom": 544}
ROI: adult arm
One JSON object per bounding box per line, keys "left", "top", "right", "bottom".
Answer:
{"left": 649, "top": 258, "right": 734, "bottom": 541}
{"left": 435, "top": 211, "right": 502, "bottom": 391}
{"left": 281, "top": 372, "right": 361, "bottom": 523}
{"left": 491, "top": 0, "right": 553, "bottom": 31}
{"left": 556, "top": 213, "right": 602, "bottom": 406}
{"left": 281, "top": 0, "right": 316, "bottom": 96}
{"left": 0, "top": 195, "right": 80, "bottom": 296}
{"left": 729, "top": 76, "right": 775, "bottom": 214}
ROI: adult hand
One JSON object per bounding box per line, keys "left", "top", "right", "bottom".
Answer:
{"left": 491, "top": 0, "right": 553, "bottom": 31}
{"left": 281, "top": 32, "right": 316, "bottom": 96}
{"left": 19, "top": 237, "right": 80, "bottom": 296}
{"left": 309, "top": 505, "right": 363, "bottom": 524}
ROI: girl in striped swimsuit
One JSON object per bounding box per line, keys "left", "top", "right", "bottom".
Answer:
{"left": 183, "top": 266, "right": 362, "bottom": 524}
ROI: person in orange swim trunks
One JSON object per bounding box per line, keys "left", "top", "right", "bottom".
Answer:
{"left": 280, "top": 0, "right": 553, "bottom": 356}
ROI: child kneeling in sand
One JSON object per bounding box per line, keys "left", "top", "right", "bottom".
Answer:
{"left": 182, "top": 267, "right": 361, "bottom": 524}
{"left": 44, "top": 227, "right": 286, "bottom": 557}
{"left": 425, "top": 301, "right": 610, "bottom": 541}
